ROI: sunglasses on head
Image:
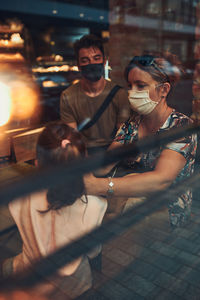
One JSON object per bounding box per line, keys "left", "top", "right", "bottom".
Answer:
{"left": 131, "top": 55, "right": 170, "bottom": 83}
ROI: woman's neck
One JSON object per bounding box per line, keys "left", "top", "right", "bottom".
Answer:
{"left": 139, "top": 101, "right": 173, "bottom": 138}
{"left": 81, "top": 77, "right": 106, "bottom": 97}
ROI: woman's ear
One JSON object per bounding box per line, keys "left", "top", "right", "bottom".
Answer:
{"left": 160, "top": 82, "right": 171, "bottom": 98}
{"left": 35, "top": 159, "right": 38, "bottom": 167}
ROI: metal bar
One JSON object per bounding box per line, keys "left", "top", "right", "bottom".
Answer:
{"left": 0, "top": 170, "right": 200, "bottom": 290}
{"left": 0, "top": 124, "right": 199, "bottom": 206}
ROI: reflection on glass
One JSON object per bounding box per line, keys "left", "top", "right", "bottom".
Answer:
{"left": 0, "top": 81, "right": 11, "bottom": 126}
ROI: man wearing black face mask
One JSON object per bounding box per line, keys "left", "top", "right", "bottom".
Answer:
{"left": 60, "top": 34, "right": 130, "bottom": 155}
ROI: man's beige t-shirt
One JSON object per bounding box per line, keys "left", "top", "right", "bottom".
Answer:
{"left": 60, "top": 80, "right": 130, "bottom": 148}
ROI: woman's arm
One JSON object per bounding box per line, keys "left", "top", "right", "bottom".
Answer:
{"left": 85, "top": 149, "right": 186, "bottom": 197}
{"left": 93, "top": 141, "right": 123, "bottom": 177}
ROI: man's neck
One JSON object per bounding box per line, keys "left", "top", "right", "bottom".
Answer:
{"left": 81, "top": 77, "right": 106, "bottom": 97}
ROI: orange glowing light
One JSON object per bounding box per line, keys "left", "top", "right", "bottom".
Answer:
{"left": 72, "top": 79, "right": 80, "bottom": 85}
{"left": 0, "top": 81, "right": 12, "bottom": 126}
{"left": 10, "top": 80, "right": 38, "bottom": 120}
{"left": 32, "top": 64, "right": 71, "bottom": 73}
{"left": 11, "top": 33, "right": 24, "bottom": 44}
{"left": 71, "top": 66, "right": 79, "bottom": 72}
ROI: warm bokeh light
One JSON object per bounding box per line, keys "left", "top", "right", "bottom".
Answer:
{"left": 72, "top": 79, "right": 80, "bottom": 85}
{"left": 0, "top": 34, "right": 24, "bottom": 48}
{"left": 10, "top": 80, "right": 38, "bottom": 120}
{"left": 0, "top": 53, "right": 25, "bottom": 62}
{"left": 11, "top": 33, "right": 24, "bottom": 44}
{"left": 0, "top": 63, "right": 40, "bottom": 127}
{"left": 71, "top": 66, "right": 79, "bottom": 72}
{"left": 0, "top": 81, "right": 11, "bottom": 126}
{"left": 32, "top": 64, "right": 75, "bottom": 73}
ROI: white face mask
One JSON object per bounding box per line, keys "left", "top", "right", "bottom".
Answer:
{"left": 128, "top": 90, "right": 158, "bottom": 115}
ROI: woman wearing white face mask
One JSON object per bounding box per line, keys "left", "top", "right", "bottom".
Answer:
{"left": 85, "top": 53, "right": 197, "bottom": 229}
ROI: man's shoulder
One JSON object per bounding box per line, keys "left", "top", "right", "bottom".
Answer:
{"left": 106, "top": 80, "right": 121, "bottom": 90}
{"left": 105, "top": 80, "right": 127, "bottom": 95}
{"left": 62, "top": 81, "right": 80, "bottom": 97}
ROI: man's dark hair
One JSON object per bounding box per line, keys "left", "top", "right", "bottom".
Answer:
{"left": 74, "top": 34, "right": 104, "bottom": 63}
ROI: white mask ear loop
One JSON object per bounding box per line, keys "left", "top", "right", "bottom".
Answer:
{"left": 155, "top": 83, "right": 165, "bottom": 100}
{"left": 155, "top": 83, "right": 163, "bottom": 89}
{"left": 61, "top": 139, "right": 71, "bottom": 148}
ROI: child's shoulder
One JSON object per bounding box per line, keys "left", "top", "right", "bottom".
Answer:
{"left": 86, "top": 195, "right": 107, "bottom": 211}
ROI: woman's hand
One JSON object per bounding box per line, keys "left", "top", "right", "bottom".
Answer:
{"left": 84, "top": 173, "right": 108, "bottom": 196}
{"left": 84, "top": 173, "right": 99, "bottom": 194}
{"left": 93, "top": 163, "right": 116, "bottom": 177}
{"left": 84, "top": 148, "right": 187, "bottom": 198}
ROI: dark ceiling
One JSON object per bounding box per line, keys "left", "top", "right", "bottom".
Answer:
{"left": 45, "top": 0, "right": 109, "bottom": 10}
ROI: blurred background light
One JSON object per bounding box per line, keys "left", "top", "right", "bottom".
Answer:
{"left": 0, "top": 81, "right": 11, "bottom": 126}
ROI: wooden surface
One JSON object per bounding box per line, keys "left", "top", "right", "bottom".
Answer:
{"left": 0, "top": 134, "right": 10, "bottom": 157}
{"left": 0, "top": 126, "right": 44, "bottom": 161}
{"left": 0, "top": 162, "right": 35, "bottom": 185}
{"left": 11, "top": 127, "right": 44, "bottom": 162}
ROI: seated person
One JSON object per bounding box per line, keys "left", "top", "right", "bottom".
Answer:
{"left": 84, "top": 52, "right": 197, "bottom": 229}
{"left": 2, "top": 122, "right": 107, "bottom": 299}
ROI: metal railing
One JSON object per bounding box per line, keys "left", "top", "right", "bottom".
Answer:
{"left": 0, "top": 124, "right": 199, "bottom": 291}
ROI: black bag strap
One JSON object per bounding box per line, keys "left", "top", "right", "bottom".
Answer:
{"left": 79, "top": 85, "right": 121, "bottom": 131}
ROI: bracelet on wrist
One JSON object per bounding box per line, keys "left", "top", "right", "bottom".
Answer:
{"left": 107, "top": 176, "right": 114, "bottom": 196}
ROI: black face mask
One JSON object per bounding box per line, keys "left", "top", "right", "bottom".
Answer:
{"left": 80, "top": 63, "right": 104, "bottom": 82}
